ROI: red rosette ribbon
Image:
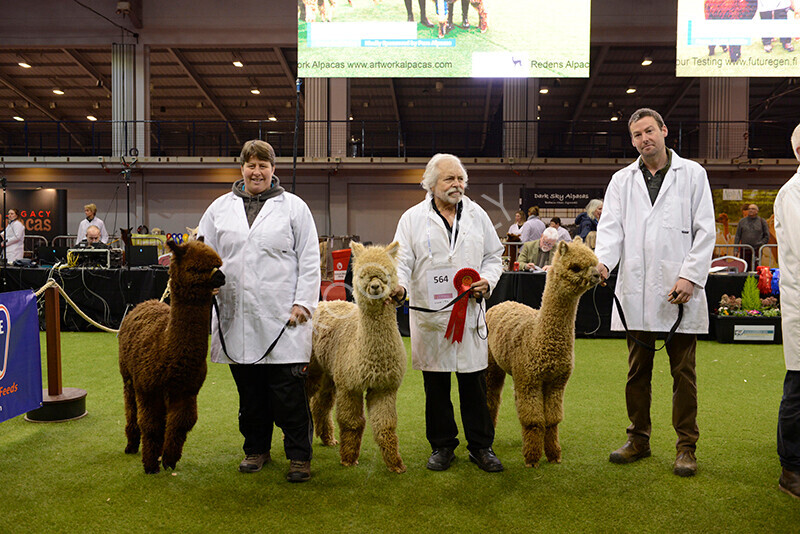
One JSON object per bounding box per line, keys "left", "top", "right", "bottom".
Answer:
{"left": 444, "top": 268, "right": 480, "bottom": 344}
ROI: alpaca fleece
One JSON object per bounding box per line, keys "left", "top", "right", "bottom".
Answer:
{"left": 485, "top": 239, "right": 600, "bottom": 467}
{"left": 308, "top": 241, "right": 407, "bottom": 473}
{"left": 119, "top": 239, "right": 224, "bottom": 474}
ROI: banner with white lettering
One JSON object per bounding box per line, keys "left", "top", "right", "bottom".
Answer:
{"left": 0, "top": 290, "right": 43, "bottom": 422}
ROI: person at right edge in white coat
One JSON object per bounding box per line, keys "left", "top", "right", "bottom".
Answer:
{"left": 595, "top": 108, "right": 715, "bottom": 477}
{"left": 390, "top": 153, "right": 505, "bottom": 473}
{"left": 773, "top": 122, "right": 800, "bottom": 499}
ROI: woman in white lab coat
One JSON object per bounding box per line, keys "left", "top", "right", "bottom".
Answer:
{"left": 1, "top": 209, "right": 25, "bottom": 263}
{"left": 199, "top": 140, "right": 320, "bottom": 483}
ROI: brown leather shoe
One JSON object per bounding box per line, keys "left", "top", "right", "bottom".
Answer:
{"left": 779, "top": 468, "right": 800, "bottom": 499}
{"left": 673, "top": 450, "right": 697, "bottom": 477}
{"left": 609, "top": 439, "right": 651, "bottom": 464}
{"left": 238, "top": 452, "right": 271, "bottom": 473}
{"left": 286, "top": 460, "right": 311, "bottom": 483}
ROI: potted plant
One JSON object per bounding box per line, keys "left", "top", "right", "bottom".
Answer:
{"left": 714, "top": 276, "right": 782, "bottom": 344}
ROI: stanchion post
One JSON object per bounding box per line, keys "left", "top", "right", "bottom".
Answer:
{"left": 44, "top": 286, "right": 63, "bottom": 396}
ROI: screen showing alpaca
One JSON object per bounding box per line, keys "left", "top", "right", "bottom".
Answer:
{"left": 298, "top": 0, "right": 590, "bottom": 78}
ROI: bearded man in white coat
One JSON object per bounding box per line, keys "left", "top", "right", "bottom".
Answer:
{"left": 773, "top": 123, "right": 800, "bottom": 499}
{"left": 199, "top": 140, "right": 320, "bottom": 483}
{"left": 391, "top": 153, "right": 505, "bottom": 473}
{"left": 595, "top": 108, "right": 715, "bottom": 477}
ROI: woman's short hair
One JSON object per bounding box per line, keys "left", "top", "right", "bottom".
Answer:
{"left": 550, "top": 216, "right": 562, "bottom": 226}
{"left": 84, "top": 203, "right": 97, "bottom": 215}
{"left": 528, "top": 205, "right": 540, "bottom": 217}
{"left": 420, "top": 153, "right": 468, "bottom": 193}
{"left": 585, "top": 199, "right": 603, "bottom": 220}
{"left": 240, "top": 139, "right": 276, "bottom": 167}
{"left": 516, "top": 209, "right": 526, "bottom": 219}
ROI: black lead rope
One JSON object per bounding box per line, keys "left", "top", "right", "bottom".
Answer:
{"left": 613, "top": 295, "right": 684, "bottom": 352}
{"left": 212, "top": 297, "right": 290, "bottom": 365}
{"left": 402, "top": 287, "right": 489, "bottom": 340}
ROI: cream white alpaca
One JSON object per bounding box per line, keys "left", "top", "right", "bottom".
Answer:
{"left": 485, "top": 240, "right": 601, "bottom": 467}
{"left": 308, "top": 241, "right": 407, "bottom": 473}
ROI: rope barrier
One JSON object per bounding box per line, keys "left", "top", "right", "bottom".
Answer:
{"left": 34, "top": 278, "right": 119, "bottom": 334}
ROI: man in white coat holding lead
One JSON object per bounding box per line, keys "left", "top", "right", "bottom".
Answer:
{"left": 391, "top": 153, "right": 505, "bottom": 472}
{"left": 199, "top": 140, "right": 320, "bottom": 483}
{"left": 595, "top": 108, "right": 715, "bottom": 477}
{"left": 773, "top": 123, "right": 800, "bottom": 500}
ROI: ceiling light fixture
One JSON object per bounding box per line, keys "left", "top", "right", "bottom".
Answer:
{"left": 250, "top": 87, "right": 260, "bottom": 95}
{"left": 641, "top": 56, "right": 653, "bottom": 67}
{"left": 232, "top": 53, "right": 244, "bottom": 68}
{"left": 13, "top": 115, "right": 24, "bottom": 122}
{"left": 52, "top": 88, "right": 65, "bottom": 95}
{"left": 268, "top": 113, "right": 277, "bottom": 121}
{"left": 610, "top": 115, "right": 619, "bottom": 122}
{"left": 86, "top": 115, "right": 97, "bottom": 121}
{"left": 626, "top": 86, "right": 637, "bottom": 94}
{"left": 539, "top": 86, "right": 549, "bottom": 94}
{"left": 18, "top": 61, "right": 31, "bottom": 69}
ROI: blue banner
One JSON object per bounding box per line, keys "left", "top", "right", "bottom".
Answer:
{"left": 0, "top": 290, "right": 42, "bottom": 422}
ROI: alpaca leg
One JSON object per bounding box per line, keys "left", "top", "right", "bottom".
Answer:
{"left": 137, "top": 392, "right": 167, "bottom": 474}
{"left": 310, "top": 377, "right": 338, "bottom": 446}
{"left": 336, "top": 389, "right": 365, "bottom": 466}
{"left": 366, "top": 388, "right": 406, "bottom": 473}
{"left": 515, "top": 384, "right": 545, "bottom": 467}
{"left": 162, "top": 395, "right": 198, "bottom": 470}
{"left": 123, "top": 378, "right": 140, "bottom": 454}
{"left": 485, "top": 356, "right": 506, "bottom": 427}
{"left": 543, "top": 378, "right": 568, "bottom": 464}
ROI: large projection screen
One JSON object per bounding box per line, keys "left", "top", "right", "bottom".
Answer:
{"left": 677, "top": 0, "right": 800, "bottom": 76}
{"left": 297, "top": 0, "right": 590, "bottom": 78}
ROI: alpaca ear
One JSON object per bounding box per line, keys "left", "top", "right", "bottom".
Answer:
{"left": 167, "top": 239, "right": 188, "bottom": 259}
{"left": 350, "top": 240, "right": 365, "bottom": 257}
{"left": 197, "top": 235, "right": 205, "bottom": 243}
{"left": 557, "top": 240, "right": 569, "bottom": 256}
{"left": 572, "top": 236, "right": 583, "bottom": 244}
{"left": 385, "top": 241, "right": 400, "bottom": 258}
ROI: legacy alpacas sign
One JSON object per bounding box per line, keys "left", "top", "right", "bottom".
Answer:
{"left": 0, "top": 290, "right": 43, "bottom": 423}
{"left": 5, "top": 189, "right": 68, "bottom": 245}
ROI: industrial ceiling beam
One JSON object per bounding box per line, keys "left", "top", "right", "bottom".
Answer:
{"left": 0, "top": 72, "right": 85, "bottom": 149}
{"left": 388, "top": 79, "right": 400, "bottom": 123}
{"left": 571, "top": 45, "right": 609, "bottom": 123}
{"left": 663, "top": 77, "right": 696, "bottom": 120}
{"left": 168, "top": 47, "right": 241, "bottom": 145}
{"left": 62, "top": 48, "right": 113, "bottom": 97}
{"left": 481, "top": 79, "right": 494, "bottom": 151}
{"left": 273, "top": 47, "right": 304, "bottom": 110}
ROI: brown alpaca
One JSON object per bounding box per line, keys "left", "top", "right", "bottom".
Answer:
{"left": 119, "top": 239, "right": 225, "bottom": 474}
{"left": 307, "top": 241, "right": 407, "bottom": 473}
{"left": 485, "top": 240, "right": 600, "bottom": 467}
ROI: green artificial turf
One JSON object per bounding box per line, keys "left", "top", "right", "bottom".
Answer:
{"left": 1, "top": 333, "right": 797, "bottom": 533}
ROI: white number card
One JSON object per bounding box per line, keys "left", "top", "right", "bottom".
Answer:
{"left": 427, "top": 267, "right": 458, "bottom": 308}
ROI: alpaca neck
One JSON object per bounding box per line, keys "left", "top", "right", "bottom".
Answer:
{"left": 166, "top": 295, "right": 212, "bottom": 357}
{"left": 537, "top": 278, "right": 581, "bottom": 337}
{"left": 356, "top": 301, "right": 399, "bottom": 351}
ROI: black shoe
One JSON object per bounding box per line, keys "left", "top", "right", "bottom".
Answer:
{"left": 427, "top": 448, "right": 455, "bottom": 471}
{"left": 469, "top": 448, "right": 504, "bottom": 472}
{"left": 420, "top": 18, "right": 434, "bottom": 28}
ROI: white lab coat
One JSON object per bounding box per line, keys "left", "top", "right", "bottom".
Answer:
{"left": 2, "top": 219, "right": 25, "bottom": 262}
{"left": 595, "top": 150, "right": 716, "bottom": 334}
{"left": 76, "top": 217, "right": 109, "bottom": 244}
{"left": 774, "top": 167, "right": 800, "bottom": 370}
{"left": 394, "top": 194, "right": 503, "bottom": 372}
{"left": 198, "top": 190, "right": 320, "bottom": 365}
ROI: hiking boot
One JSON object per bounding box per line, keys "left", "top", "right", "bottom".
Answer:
{"left": 609, "top": 439, "right": 651, "bottom": 464}
{"left": 779, "top": 468, "right": 800, "bottom": 499}
{"left": 286, "top": 460, "right": 311, "bottom": 482}
{"left": 469, "top": 448, "right": 504, "bottom": 472}
{"left": 426, "top": 447, "right": 456, "bottom": 471}
{"left": 673, "top": 450, "right": 697, "bottom": 477}
{"left": 239, "top": 452, "right": 271, "bottom": 473}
